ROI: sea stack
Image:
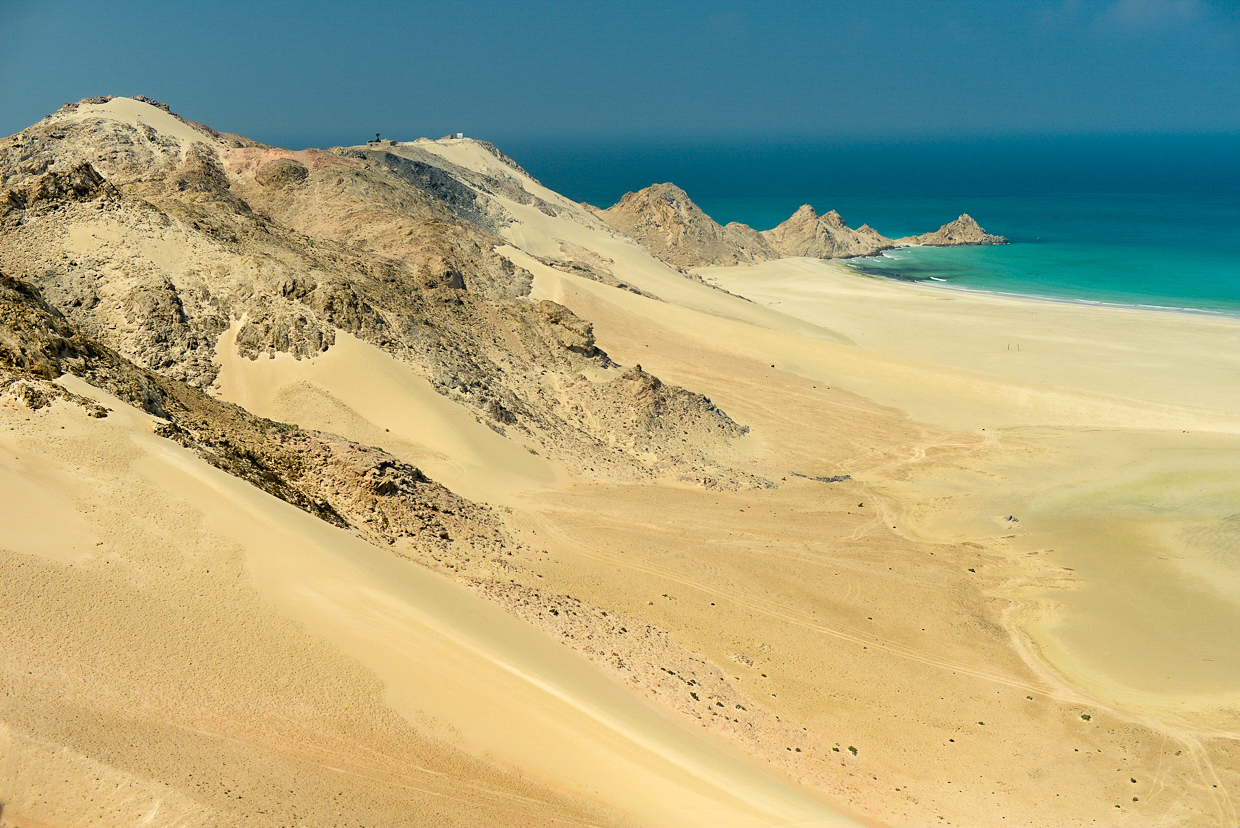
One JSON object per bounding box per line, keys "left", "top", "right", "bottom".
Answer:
{"left": 897, "top": 213, "right": 1008, "bottom": 246}
{"left": 596, "top": 187, "right": 1006, "bottom": 270}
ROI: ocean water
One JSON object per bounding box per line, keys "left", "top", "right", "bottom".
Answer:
{"left": 504, "top": 134, "right": 1240, "bottom": 314}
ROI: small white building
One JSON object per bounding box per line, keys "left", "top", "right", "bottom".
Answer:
{"left": 455, "top": 132, "right": 464, "bottom": 139}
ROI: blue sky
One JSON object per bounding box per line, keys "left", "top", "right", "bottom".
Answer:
{"left": 2, "top": 0, "right": 1238, "bottom": 147}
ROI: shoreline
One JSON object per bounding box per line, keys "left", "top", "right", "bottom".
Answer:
{"left": 696, "top": 256, "right": 1240, "bottom": 431}
{"left": 695, "top": 256, "right": 1240, "bottom": 727}
{"left": 843, "top": 253, "right": 1240, "bottom": 320}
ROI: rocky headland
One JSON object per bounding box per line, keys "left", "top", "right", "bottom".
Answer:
{"left": 760, "top": 203, "right": 895, "bottom": 259}
{"left": 595, "top": 184, "right": 1006, "bottom": 269}
{"left": 894, "top": 213, "right": 1007, "bottom": 246}
{"left": 590, "top": 183, "right": 780, "bottom": 267}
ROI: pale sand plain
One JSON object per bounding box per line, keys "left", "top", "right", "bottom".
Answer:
{"left": 518, "top": 257, "right": 1240, "bottom": 825}
{"left": 5, "top": 127, "right": 1240, "bottom": 827}
{"left": 216, "top": 139, "right": 1238, "bottom": 824}
{"left": 699, "top": 258, "right": 1240, "bottom": 715}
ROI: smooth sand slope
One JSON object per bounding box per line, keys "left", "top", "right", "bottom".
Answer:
{"left": 1, "top": 376, "right": 862, "bottom": 828}
{"left": 213, "top": 322, "right": 560, "bottom": 505}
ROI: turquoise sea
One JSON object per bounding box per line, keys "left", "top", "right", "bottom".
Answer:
{"left": 505, "top": 134, "right": 1240, "bottom": 314}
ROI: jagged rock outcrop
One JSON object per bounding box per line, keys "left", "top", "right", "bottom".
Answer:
{"left": 594, "top": 183, "right": 779, "bottom": 268}
{"left": 595, "top": 186, "right": 1007, "bottom": 268}
{"left": 896, "top": 213, "right": 1007, "bottom": 246}
{"left": 761, "top": 204, "right": 896, "bottom": 259}
{"left": 254, "top": 157, "right": 309, "bottom": 188}
{"left": 610, "top": 364, "right": 745, "bottom": 440}
{"left": 536, "top": 299, "right": 602, "bottom": 357}
{"left": 0, "top": 162, "right": 119, "bottom": 217}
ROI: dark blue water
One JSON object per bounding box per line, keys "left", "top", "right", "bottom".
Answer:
{"left": 503, "top": 134, "right": 1240, "bottom": 314}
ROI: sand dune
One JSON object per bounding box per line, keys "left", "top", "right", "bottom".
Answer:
{"left": 55, "top": 96, "right": 213, "bottom": 150}
{"left": 213, "top": 322, "right": 559, "bottom": 504}
{"left": 1, "top": 376, "right": 862, "bottom": 828}
{"left": 5, "top": 101, "right": 1240, "bottom": 828}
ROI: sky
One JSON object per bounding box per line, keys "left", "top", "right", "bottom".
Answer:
{"left": 2, "top": 0, "right": 1239, "bottom": 148}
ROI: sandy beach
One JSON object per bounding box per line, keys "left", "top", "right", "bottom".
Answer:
{"left": 4, "top": 102, "right": 1239, "bottom": 827}
{"left": 698, "top": 258, "right": 1240, "bottom": 717}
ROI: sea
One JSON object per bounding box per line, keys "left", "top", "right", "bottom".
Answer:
{"left": 503, "top": 134, "right": 1240, "bottom": 315}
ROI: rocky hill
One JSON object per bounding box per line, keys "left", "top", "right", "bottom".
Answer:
{"left": 592, "top": 182, "right": 779, "bottom": 267}
{"left": 0, "top": 96, "right": 758, "bottom": 488}
{"left": 760, "top": 204, "right": 896, "bottom": 259}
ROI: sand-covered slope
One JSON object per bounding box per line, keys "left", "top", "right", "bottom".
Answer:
{"left": 0, "top": 97, "right": 859, "bottom": 828}
{"left": 0, "top": 372, "right": 857, "bottom": 828}
{"left": 0, "top": 97, "right": 756, "bottom": 488}
{"left": 3, "top": 96, "right": 1239, "bottom": 828}
{"left": 0, "top": 117, "right": 860, "bottom": 823}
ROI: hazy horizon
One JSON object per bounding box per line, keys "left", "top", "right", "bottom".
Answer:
{"left": 3, "top": 0, "right": 1238, "bottom": 146}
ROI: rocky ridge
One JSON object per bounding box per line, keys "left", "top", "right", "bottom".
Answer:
{"left": 0, "top": 96, "right": 760, "bottom": 487}
{"left": 592, "top": 183, "right": 780, "bottom": 268}
{"left": 595, "top": 184, "right": 1006, "bottom": 269}
{"left": 760, "top": 204, "right": 895, "bottom": 259}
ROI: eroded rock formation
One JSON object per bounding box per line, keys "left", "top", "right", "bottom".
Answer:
{"left": 595, "top": 185, "right": 1006, "bottom": 269}
{"left": 896, "top": 213, "right": 1008, "bottom": 246}
{"left": 760, "top": 204, "right": 896, "bottom": 260}
{"left": 594, "top": 182, "right": 779, "bottom": 267}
